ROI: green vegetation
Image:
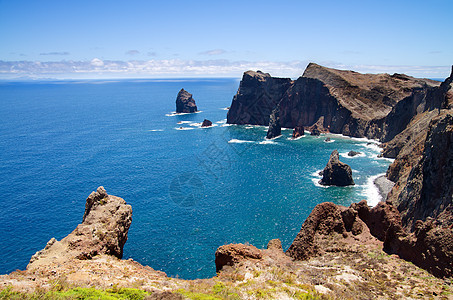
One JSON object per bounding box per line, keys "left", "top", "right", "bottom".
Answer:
{"left": 0, "top": 286, "right": 149, "bottom": 300}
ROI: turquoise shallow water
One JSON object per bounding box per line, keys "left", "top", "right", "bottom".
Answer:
{"left": 0, "top": 79, "right": 391, "bottom": 279}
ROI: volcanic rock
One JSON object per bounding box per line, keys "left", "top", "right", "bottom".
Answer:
{"left": 28, "top": 187, "right": 132, "bottom": 269}
{"left": 201, "top": 119, "right": 212, "bottom": 127}
{"left": 347, "top": 150, "right": 361, "bottom": 157}
{"left": 292, "top": 126, "right": 305, "bottom": 138}
{"left": 226, "top": 70, "right": 292, "bottom": 125}
{"left": 319, "top": 150, "right": 355, "bottom": 186}
{"left": 306, "top": 116, "right": 327, "bottom": 136}
{"left": 266, "top": 108, "right": 281, "bottom": 139}
{"left": 226, "top": 63, "right": 440, "bottom": 141}
{"left": 215, "top": 243, "right": 262, "bottom": 272}
{"left": 176, "top": 89, "right": 197, "bottom": 113}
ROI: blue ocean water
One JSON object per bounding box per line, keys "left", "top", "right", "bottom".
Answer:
{"left": 0, "top": 79, "right": 391, "bottom": 279}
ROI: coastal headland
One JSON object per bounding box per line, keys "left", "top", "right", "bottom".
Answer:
{"left": 1, "top": 64, "right": 452, "bottom": 299}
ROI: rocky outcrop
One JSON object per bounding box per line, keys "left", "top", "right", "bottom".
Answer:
{"left": 292, "top": 126, "right": 304, "bottom": 138}
{"left": 176, "top": 89, "right": 197, "bottom": 113}
{"left": 306, "top": 116, "right": 327, "bottom": 136}
{"left": 215, "top": 243, "right": 262, "bottom": 272}
{"left": 319, "top": 150, "right": 354, "bottom": 186}
{"left": 287, "top": 200, "right": 453, "bottom": 278}
{"left": 266, "top": 108, "right": 281, "bottom": 139}
{"left": 227, "top": 63, "right": 440, "bottom": 141}
{"left": 226, "top": 71, "right": 292, "bottom": 125}
{"left": 201, "top": 119, "right": 212, "bottom": 127}
{"left": 347, "top": 150, "right": 361, "bottom": 157}
{"left": 28, "top": 187, "right": 132, "bottom": 269}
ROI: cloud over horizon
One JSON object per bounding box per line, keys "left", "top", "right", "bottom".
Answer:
{"left": 0, "top": 59, "right": 450, "bottom": 80}
{"left": 199, "top": 49, "right": 227, "bottom": 56}
{"left": 39, "top": 52, "right": 70, "bottom": 56}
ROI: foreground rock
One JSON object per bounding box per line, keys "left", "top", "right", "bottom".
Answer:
{"left": 201, "top": 119, "right": 212, "bottom": 127}
{"left": 28, "top": 187, "right": 132, "bottom": 269}
{"left": 176, "top": 88, "right": 197, "bottom": 113}
{"left": 319, "top": 150, "right": 355, "bottom": 186}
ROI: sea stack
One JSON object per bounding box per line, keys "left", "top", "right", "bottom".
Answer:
{"left": 176, "top": 88, "right": 197, "bottom": 113}
{"left": 266, "top": 109, "right": 281, "bottom": 139}
{"left": 201, "top": 119, "right": 212, "bottom": 127}
{"left": 319, "top": 150, "right": 355, "bottom": 186}
{"left": 292, "top": 126, "right": 305, "bottom": 138}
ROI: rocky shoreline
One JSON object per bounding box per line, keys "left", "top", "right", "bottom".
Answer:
{"left": 1, "top": 64, "right": 453, "bottom": 299}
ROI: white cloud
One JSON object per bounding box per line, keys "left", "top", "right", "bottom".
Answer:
{"left": 0, "top": 59, "right": 450, "bottom": 80}
{"left": 90, "top": 58, "right": 104, "bottom": 67}
{"left": 126, "top": 50, "right": 140, "bottom": 56}
{"left": 199, "top": 49, "right": 227, "bottom": 56}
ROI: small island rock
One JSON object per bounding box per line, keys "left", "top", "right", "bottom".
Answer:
{"left": 319, "top": 150, "right": 355, "bottom": 186}
{"left": 348, "top": 150, "right": 361, "bottom": 157}
{"left": 201, "top": 119, "right": 213, "bottom": 127}
{"left": 176, "top": 89, "right": 197, "bottom": 113}
{"left": 266, "top": 109, "right": 281, "bottom": 139}
{"left": 292, "top": 126, "right": 305, "bottom": 138}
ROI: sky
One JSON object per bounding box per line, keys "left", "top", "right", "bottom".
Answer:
{"left": 0, "top": 0, "right": 452, "bottom": 79}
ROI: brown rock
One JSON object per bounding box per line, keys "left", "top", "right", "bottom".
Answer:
{"left": 319, "top": 150, "right": 355, "bottom": 186}
{"left": 176, "top": 89, "right": 197, "bottom": 113}
{"left": 306, "top": 116, "right": 328, "bottom": 136}
{"left": 267, "top": 239, "right": 283, "bottom": 251}
{"left": 28, "top": 187, "right": 132, "bottom": 269}
{"left": 201, "top": 119, "right": 212, "bottom": 127}
{"left": 292, "top": 126, "right": 305, "bottom": 138}
{"left": 215, "top": 243, "right": 262, "bottom": 272}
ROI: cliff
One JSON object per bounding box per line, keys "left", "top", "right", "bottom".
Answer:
{"left": 227, "top": 63, "right": 440, "bottom": 140}
{"left": 226, "top": 70, "right": 292, "bottom": 125}
{"left": 2, "top": 188, "right": 450, "bottom": 299}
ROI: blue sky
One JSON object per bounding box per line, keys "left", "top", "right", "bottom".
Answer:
{"left": 0, "top": 0, "right": 452, "bottom": 79}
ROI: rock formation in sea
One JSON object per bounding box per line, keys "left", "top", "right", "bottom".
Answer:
{"left": 319, "top": 150, "right": 355, "bottom": 186}
{"left": 28, "top": 187, "right": 132, "bottom": 269}
{"left": 266, "top": 108, "right": 281, "bottom": 139}
{"left": 176, "top": 88, "right": 197, "bottom": 113}
{"left": 201, "top": 119, "right": 212, "bottom": 127}
{"left": 347, "top": 150, "right": 361, "bottom": 157}
{"left": 292, "top": 126, "right": 304, "bottom": 138}
{"left": 226, "top": 70, "right": 292, "bottom": 125}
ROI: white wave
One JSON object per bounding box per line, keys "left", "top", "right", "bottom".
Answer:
{"left": 311, "top": 169, "right": 323, "bottom": 178}
{"left": 200, "top": 124, "right": 218, "bottom": 129}
{"left": 361, "top": 143, "right": 382, "bottom": 152}
{"left": 175, "top": 127, "right": 195, "bottom": 130}
{"left": 245, "top": 126, "right": 254, "bottom": 129}
{"left": 340, "top": 152, "right": 366, "bottom": 159}
{"left": 228, "top": 139, "right": 254, "bottom": 144}
{"left": 258, "top": 140, "right": 278, "bottom": 145}
{"left": 324, "top": 139, "right": 335, "bottom": 143}
{"left": 221, "top": 123, "right": 233, "bottom": 127}
{"left": 311, "top": 177, "right": 329, "bottom": 188}
{"left": 148, "top": 129, "right": 164, "bottom": 132}
{"left": 360, "top": 173, "right": 386, "bottom": 207}
{"left": 189, "top": 122, "right": 202, "bottom": 127}
{"left": 216, "top": 119, "right": 227, "bottom": 124}
{"left": 375, "top": 156, "right": 395, "bottom": 163}
{"left": 177, "top": 121, "right": 192, "bottom": 124}
{"left": 220, "top": 107, "right": 230, "bottom": 111}
{"left": 287, "top": 135, "right": 306, "bottom": 140}
{"left": 166, "top": 111, "right": 202, "bottom": 116}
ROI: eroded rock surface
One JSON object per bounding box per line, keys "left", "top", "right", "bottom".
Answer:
{"left": 201, "top": 119, "right": 212, "bottom": 127}
{"left": 319, "top": 150, "right": 355, "bottom": 186}
{"left": 176, "top": 88, "right": 197, "bottom": 113}
{"left": 28, "top": 187, "right": 132, "bottom": 269}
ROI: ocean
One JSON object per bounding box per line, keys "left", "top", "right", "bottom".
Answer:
{"left": 0, "top": 78, "right": 391, "bottom": 279}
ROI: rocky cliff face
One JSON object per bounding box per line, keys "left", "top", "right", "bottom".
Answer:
{"left": 176, "top": 88, "right": 197, "bottom": 113}
{"left": 227, "top": 63, "right": 440, "bottom": 140}
{"left": 226, "top": 71, "right": 292, "bottom": 125}
{"left": 28, "top": 187, "right": 132, "bottom": 269}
